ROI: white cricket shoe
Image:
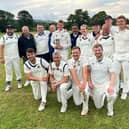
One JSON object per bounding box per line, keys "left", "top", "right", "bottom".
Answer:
{"left": 81, "top": 101, "right": 88, "bottom": 116}
{"left": 121, "top": 93, "right": 127, "bottom": 100}
{"left": 107, "top": 111, "right": 114, "bottom": 117}
{"left": 38, "top": 102, "right": 46, "bottom": 111}
{"left": 18, "top": 82, "right": 22, "bottom": 89}
{"left": 5, "top": 85, "right": 11, "bottom": 92}
{"left": 60, "top": 104, "right": 67, "bottom": 113}
{"left": 24, "top": 80, "right": 30, "bottom": 87}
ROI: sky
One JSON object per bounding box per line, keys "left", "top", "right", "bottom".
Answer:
{"left": 0, "top": 0, "right": 129, "bottom": 21}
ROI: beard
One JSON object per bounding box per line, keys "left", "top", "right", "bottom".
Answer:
{"left": 7, "top": 32, "right": 13, "bottom": 36}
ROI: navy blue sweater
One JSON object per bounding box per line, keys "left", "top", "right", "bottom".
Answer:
{"left": 18, "top": 33, "right": 36, "bottom": 58}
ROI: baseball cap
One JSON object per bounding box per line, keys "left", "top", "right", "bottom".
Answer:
{"left": 6, "top": 25, "right": 14, "bottom": 29}
{"left": 105, "top": 15, "right": 113, "bottom": 20}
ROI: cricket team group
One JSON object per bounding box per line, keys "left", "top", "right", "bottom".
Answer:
{"left": 0, "top": 15, "right": 129, "bottom": 117}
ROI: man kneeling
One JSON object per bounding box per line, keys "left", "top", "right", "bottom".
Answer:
{"left": 24, "top": 48, "right": 49, "bottom": 111}
{"left": 49, "top": 52, "right": 72, "bottom": 112}
{"left": 88, "top": 44, "right": 117, "bottom": 117}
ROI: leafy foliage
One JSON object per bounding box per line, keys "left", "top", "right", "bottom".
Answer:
{"left": 17, "top": 10, "right": 33, "bottom": 31}
{"left": 0, "top": 10, "right": 15, "bottom": 32}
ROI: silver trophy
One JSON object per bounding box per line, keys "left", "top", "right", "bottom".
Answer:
{"left": 55, "top": 39, "right": 60, "bottom": 46}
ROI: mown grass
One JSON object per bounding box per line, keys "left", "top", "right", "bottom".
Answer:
{"left": 0, "top": 61, "right": 129, "bottom": 129}
{"left": 0, "top": 30, "right": 129, "bottom": 129}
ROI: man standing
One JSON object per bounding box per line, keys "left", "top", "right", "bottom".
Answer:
{"left": 113, "top": 15, "right": 129, "bottom": 100}
{"left": 96, "top": 24, "right": 114, "bottom": 59}
{"left": 48, "top": 24, "right": 56, "bottom": 62}
{"left": 88, "top": 44, "right": 117, "bottom": 116}
{"left": 76, "top": 24, "right": 93, "bottom": 59}
{"left": 105, "top": 15, "right": 118, "bottom": 35}
{"left": 68, "top": 46, "right": 89, "bottom": 116}
{"left": 24, "top": 48, "right": 49, "bottom": 111}
{"left": 51, "top": 20, "right": 71, "bottom": 61}
{"left": 49, "top": 52, "right": 72, "bottom": 112}
{"left": 0, "top": 25, "right": 22, "bottom": 91}
{"left": 35, "top": 24, "right": 50, "bottom": 62}
{"left": 90, "top": 23, "right": 101, "bottom": 41}
{"left": 70, "top": 24, "right": 81, "bottom": 48}
{"left": 18, "top": 26, "right": 36, "bottom": 86}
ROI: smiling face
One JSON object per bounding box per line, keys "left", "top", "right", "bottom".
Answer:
{"left": 93, "top": 44, "right": 103, "bottom": 59}
{"left": 72, "top": 47, "right": 81, "bottom": 61}
{"left": 57, "top": 21, "right": 64, "bottom": 31}
{"left": 26, "top": 51, "right": 36, "bottom": 63}
{"left": 52, "top": 52, "right": 61, "bottom": 66}
{"left": 92, "top": 24, "right": 100, "bottom": 33}
{"left": 37, "top": 24, "right": 44, "bottom": 33}
{"left": 116, "top": 17, "right": 126, "bottom": 30}
{"left": 80, "top": 25, "right": 88, "bottom": 35}
{"left": 6, "top": 28, "right": 14, "bottom": 36}
{"left": 49, "top": 25, "right": 56, "bottom": 33}
{"left": 72, "top": 25, "right": 79, "bottom": 33}
{"left": 22, "top": 26, "right": 30, "bottom": 36}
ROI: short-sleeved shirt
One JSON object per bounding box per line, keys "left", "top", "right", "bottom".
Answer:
{"left": 96, "top": 34, "right": 114, "bottom": 58}
{"left": 68, "top": 57, "right": 88, "bottom": 81}
{"left": 49, "top": 60, "right": 69, "bottom": 81}
{"left": 24, "top": 57, "right": 49, "bottom": 78}
{"left": 89, "top": 57, "right": 114, "bottom": 87}
{"left": 0, "top": 33, "right": 19, "bottom": 58}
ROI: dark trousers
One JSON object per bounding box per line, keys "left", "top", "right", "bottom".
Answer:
{"left": 36, "top": 53, "right": 50, "bottom": 63}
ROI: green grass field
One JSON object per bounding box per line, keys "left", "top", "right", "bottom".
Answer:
{"left": 0, "top": 62, "right": 129, "bottom": 129}
{"left": 0, "top": 32, "right": 129, "bottom": 129}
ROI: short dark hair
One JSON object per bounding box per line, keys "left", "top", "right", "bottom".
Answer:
{"left": 58, "top": 20, "right": 64, "bottom": 24}
{"left": 26, "top": 48, "right": 36, "bottom": 53}
{"left": 93, "top": 44, "right": 103, "bottom": 50}
{"left": 37, "top": 23, "right": 43, "bottom": 26}
{"left": 72, "top": 23, "right": 79, "bottom": 27}
{"left": 72, "top": 46, "right": 81, "bottom": 52}
{"left": 117, "top": 15, "right": 126, "bottom": 22}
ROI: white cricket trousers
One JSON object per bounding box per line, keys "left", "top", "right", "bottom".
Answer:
{"left": 31, "top": 81, "right": 48, "bottom": 103}
{"left": 4, "top": 57, "right": 21, "bottom": 82}
{"left": 72, "top": 83, "right": 90, "bottom": 113}
{"left": 57, "top": 81, "right": 72, "bottom": 105}
{"left": 113, "top": 59, "right": 129, "bottom": 93}
{"left": 90, "top": 82, "right": 117, "bottom": 113}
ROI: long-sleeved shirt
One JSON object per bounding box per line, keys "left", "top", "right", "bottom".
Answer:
{"left": 18, "top": 33, "right": 36, "bottom": 58}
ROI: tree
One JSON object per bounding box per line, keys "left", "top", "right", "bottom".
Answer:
{"left": 17, "top": 10, "right": 33, "bottom": 30}
{"left": 90, "top": 11, "right": 107, "bottom": 26}
{"left": 66, "top": 9, "right": 90, "bottom": 29}
{"left": 0, "top": 10, "right": 15, "bottom": 32}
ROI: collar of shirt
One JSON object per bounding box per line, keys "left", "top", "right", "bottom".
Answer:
{"left": 56, "top": 29, "right": 65, "bottom": 33}
{"left": 95, "top": 57, "right": 105, "bottom": 64}
{"left": 72, "top": 58, "right": 81, "bottom": 67}
{"left": 80, "top": 34, "right": 89, "bottom": 40}
{"left": 100, "top": 35, "right": 111, "bottom": 40}
{"left": 6, "top": 33, "right": 14, "bottom": 38}
{"left": 93, "top": 31, "right": 100, "bottom": 37}
{"left": 22, "top": 33, "right": 32, "bottom": 39}
{"left": 52, "top": 62, "right": 63, "bottom": 71}
{"left": 118, "top": 28, "right": 128, "bottom": 33}
{"left": 28, "top": 58, "right": 37, "bottom": 67}
{"left": 38, "top": 32, "right": 44, "bottom": 36}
